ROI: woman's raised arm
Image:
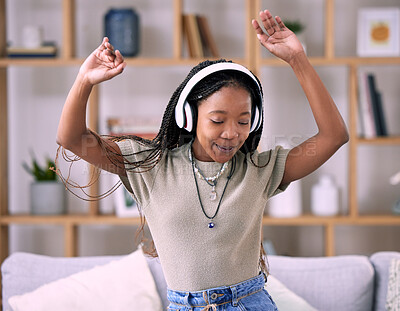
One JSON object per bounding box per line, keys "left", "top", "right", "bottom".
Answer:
{"left": 56, "top": 37, "right": 127, "bottom": 176}
{"left": 252, "top": 10, "right": 349, "bottom": 185}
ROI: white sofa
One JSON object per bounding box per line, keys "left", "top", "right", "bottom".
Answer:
{"left": 2, "top": 251, "right": 400, "bottom": 310}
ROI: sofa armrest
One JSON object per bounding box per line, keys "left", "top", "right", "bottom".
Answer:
{"left": 370, "top": 251, "right": 400, "bottom": 311}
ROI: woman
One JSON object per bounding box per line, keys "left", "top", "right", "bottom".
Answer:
{"left": 57, "top": 9, "right": 348, "bottom": 310}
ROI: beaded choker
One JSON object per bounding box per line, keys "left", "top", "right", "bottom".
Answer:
{"left": 189, "top": 145, "right": 236, "bottom": 228}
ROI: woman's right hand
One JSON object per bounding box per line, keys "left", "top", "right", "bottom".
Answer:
{"left": 78, "top": 37, "right": 126, "bottom": 86}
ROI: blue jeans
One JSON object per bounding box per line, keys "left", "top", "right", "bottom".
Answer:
{"left": 167, "top": 273, "right": 278, "bottom": 310}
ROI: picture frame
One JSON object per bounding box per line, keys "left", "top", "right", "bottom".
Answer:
{"left": 113, "top": 176, "right": 140, "bottom": 218}
{"left": 357, "top": 7, "right": 400, "bottom": 57}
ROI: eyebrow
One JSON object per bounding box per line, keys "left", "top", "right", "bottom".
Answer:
{"left": 208, "top": 110, "right": 251, "bottom": 116}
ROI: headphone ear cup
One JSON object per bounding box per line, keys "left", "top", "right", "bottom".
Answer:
{"left": 183, "top": 101, "right": 196, "bottom": 132}
{"left": 250, "top": 105, "right": 260, "bottom": 133}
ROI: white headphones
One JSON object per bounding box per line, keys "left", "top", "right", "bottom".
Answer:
{"left": 174, "top": 63, "right": 263, "bottom": 133}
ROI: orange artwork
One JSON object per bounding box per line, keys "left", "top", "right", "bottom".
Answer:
{"left": 370, "top": 22, "right": 390, "bottom": 44}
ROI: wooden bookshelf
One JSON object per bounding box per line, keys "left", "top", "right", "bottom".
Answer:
{"left": 0, "top": 1, "right": 399, "bottom": 306}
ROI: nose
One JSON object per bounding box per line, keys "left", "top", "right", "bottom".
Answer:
{"left": 220, "top": 123, "right": 239, "bottom": 140}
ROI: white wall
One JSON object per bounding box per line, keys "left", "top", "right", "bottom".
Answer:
{"left": 6, "top": 0, "right": 400, "bottom": 257}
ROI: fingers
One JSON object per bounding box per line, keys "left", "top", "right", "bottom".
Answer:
{"left": 97, "top": 37, "right": 116, "bottom": 57}
{"left": 259, "top": 10, "right": 281, "bottom": 36}
{"left": 251, "top": 19, "right": 264, "bottom": 36}
{"left": 275, "top": 16, "right": 287, "bottom": 30}
{"left": 108, "top": 61, "right": 126, "bottom": 78}
{"left": 98, "top": 37, "right": 109, "bottom": 51}
{"left": 114, "top": 50, "right": 126, "bottom": 68}
{"left": 251, "top": 19, "right": 269, "bottom": 44}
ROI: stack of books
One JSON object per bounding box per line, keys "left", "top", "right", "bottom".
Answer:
{"left": 6, "top": 43, "right": 57, "bottom": 58}
{"left": 182, "top": 14, "right": 219, "bottom": 58}
{"left": 358, "top": 72, "right": 388, "bottom": 138}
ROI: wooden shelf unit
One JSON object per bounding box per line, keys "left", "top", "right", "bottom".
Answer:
{"left": 0, "top": 0, "right": 399, "bottom": 297}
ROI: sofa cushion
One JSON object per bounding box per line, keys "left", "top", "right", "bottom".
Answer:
{"left": 1, "top": 251, "right": 169, "bottom": 311}
{"left": 266, "top": 275, "right": 317, "bottom": 310}
{"left": 2, "top": 252, "right": 120, "bottom": 311}
{"left": 370, "top": 251, "right": 400, "bottom": 311}
{"left": 6, "top": 249, "right": 162, "bottom": 311}
{"left": 268, "top": 255, "right": 375, "bottom": 311}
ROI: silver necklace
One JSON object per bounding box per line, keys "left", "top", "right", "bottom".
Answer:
{"left": 188, "top": 148, "right": 228, "bottom": 201}
{"left": 189, "top": 146, "right": 236, "bottom": 228}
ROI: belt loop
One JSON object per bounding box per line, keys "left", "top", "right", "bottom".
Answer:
{"left": 230, "top": 285, "right": 238, "bottom": 306}
{"left": 203, "top": 291, "right": 209, "bottom": 304}
{"left": 263, "top": 272, "right": 267, "bottom": 283}
{"left": 184, "top": 292, "right": 190, "bottom": 307}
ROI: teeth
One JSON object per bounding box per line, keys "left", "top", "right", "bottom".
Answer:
{"left": 217, "top": 145, "right": 233, "bottom": 152}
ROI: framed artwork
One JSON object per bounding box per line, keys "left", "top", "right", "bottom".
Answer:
{"left": 113, "top": 177, "right": 140, "bottom": 218}
{"left": 357, "top": 7, "right": 400, "bottom": 57}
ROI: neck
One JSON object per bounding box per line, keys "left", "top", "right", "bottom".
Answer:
{"left": 191, "top": 139, "right": 214, "bottom": 162}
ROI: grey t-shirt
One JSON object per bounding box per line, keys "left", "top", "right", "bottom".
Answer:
{"left": 117, "top": 140, "right": 289, "bottom": 291}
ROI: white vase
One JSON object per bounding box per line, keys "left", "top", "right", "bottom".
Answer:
{"left": 30, "top": 181, "right": 66, "bottom": 215}
{"left": 268, "top": 180, "right": 302, "bottom": 218}
{"left": 311, "top": 175, "right": 339, "bottom": 216}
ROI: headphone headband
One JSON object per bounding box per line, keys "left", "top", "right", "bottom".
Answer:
{"left": 175, "top": 62, "right": 263, "bottom": 132}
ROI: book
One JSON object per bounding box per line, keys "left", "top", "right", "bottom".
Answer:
{"left": 196, "top": 15, "right": 219, "bottom": 58}
{"left": 182, "top": 15, "right": 195, "bottom": 58}
{"left": 375, "top": 91, "right": 387, "bottom": 136}
{"left": 182, "top": 14, "right": 219, "bottom": 58}
{"left": 182, "top": 14, "right": 204, "bottom": 58}
{"left": 367, "top": 73, "right": 387, "bottom": 136}
{"left": 6, "top": 43, "right": 57, "bottom": 58}
{"left": 358, "top": 72, "right": 376, "bottom": 138}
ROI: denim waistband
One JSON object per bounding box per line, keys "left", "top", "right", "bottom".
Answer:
{"left": 167, "top": 273, "right": 266, "bottom": 308}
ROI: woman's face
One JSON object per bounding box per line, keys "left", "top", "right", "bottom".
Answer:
{"left": 192, "top": 85, "right": 252, "bottom": 163}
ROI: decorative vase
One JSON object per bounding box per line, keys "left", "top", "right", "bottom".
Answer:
{"left": 30, "top": 181, "right": 66, "bottom": 215}
{"left": 311, "top": 175, "right": 339, "bottom": 216}
{"left": 268, "top": 180, "right": 302, "bottom": 218}
{"left": 104, "top": 8, "right": 140, "bottom": 57}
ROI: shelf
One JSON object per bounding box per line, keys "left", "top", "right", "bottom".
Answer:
{"left": 262, "top": 214, "right": 400, "bottom": 226}
{"left": 1, "top": 214, "right": 399, "bottom": 226}
{"left": 0, "top": 57, "right": 246, "bottom": 68}
{"left": 260, "top": 56, "right": 400, "bottom": 67}
{"left": 0, "top": 58, "right": 83, "bottom": 67}
{"left": 357, "top": 136, "right": 400, "bottom": 145}
{"left": 0, "top": 214, "right": 142, "bottom": 226}
{"left": 2, "top": 56, "right": 399, "bottom": 68}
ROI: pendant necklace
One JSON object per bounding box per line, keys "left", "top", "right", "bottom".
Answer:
{"left": 189, "top": 146, "right": 236, "bottom": 229}
{"left": 189, "top": 150, "right": 228, "bottom": 201}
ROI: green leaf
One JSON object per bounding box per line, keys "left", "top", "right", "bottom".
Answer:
{"left": 22, "top": 154, "right": 58, "bottom": 181}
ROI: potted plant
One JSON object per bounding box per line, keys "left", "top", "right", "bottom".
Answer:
{"left": 23, "top": 155, "right": 66, "bottom": 215}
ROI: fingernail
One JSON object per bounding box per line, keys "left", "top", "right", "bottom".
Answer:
{"left": 257, "top": 34, "right": 262, "bottom": 40}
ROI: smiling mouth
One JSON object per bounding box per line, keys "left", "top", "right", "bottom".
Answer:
{"left": 216, "top": 144, "right": 236, "bottom": 153}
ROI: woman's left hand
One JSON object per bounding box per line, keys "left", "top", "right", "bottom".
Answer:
{"left": 252, "top": 10, "right": 304, "bottom": 64}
